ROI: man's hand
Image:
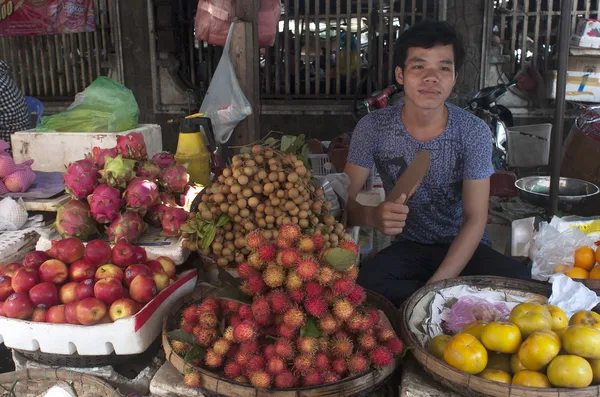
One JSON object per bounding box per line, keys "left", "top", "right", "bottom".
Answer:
{"left": 371, "top": 194, "right": 409, "bottom": 235}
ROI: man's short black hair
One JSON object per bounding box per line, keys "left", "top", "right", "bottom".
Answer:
{"left": 393, "top": 20, "right": 465, "bottom": 72}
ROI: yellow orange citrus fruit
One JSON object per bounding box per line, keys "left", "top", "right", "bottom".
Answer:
{"left": 587, "top": 358, "right": 600, "bottom": 384}
{"left": 486, "top": 353, "right": 512, "bottom": 374}
{"left": 481, "top": 322, "right": 522, "bottom": 354}
{"left": 591, "top": 266, "right": 600, "bottom": 279}
{"left": 575, "top": 246, "right": 596, "bottom": 271}
{"left": 547, "top": 355, "right": 593, "bottom": 388}
{"left": 461, "top": 321, "right": 487, "bottom": 341}
{"left": 511, "top": 370, "right": 551, "bottom": 388}
{"left": 509, "top": 303, "right": 552, "bottom": 337}
{"left": 563, "top": 325, "right": 600, "bottom": 359}
{"left": 596, "top": 247, "right": 600, "bottom": 265}
{"left": 518, "top": 330, "right": 561, "bottom": 371}
{"left": 544, "top": 305, "right": 568, "bottom": 331}
{"left": 443, "top": 333, "right": 488, "bottom": 375}
{"left": 553, "top": 264, "right": 571, "bottom": 274}
{"left": 569, "top": 310, "right": 600, "bottom": 329}
{"left": 510, "top": 353, "right": 527, "bottom": 373}
{"left": 563, "top": 267, "right": 590, "bottom": 279}
{"left": 478, "top": 369, "right": 511, "bottom": 384}
{"left": 428, "top": 334, "right": 452, "bottom": 360}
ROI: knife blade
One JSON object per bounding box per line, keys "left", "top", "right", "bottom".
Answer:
{"left": 386, "top": 149, "right": 431, "bottom": 204}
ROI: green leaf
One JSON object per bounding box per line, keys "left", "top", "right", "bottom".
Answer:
{"left": 281, "top": 135, "right": 296, "bottom": 152}
{"left": 300, "top": 317, "right": 322, "bottom": 338}
{"left": 184, "top": 345, "right": 206, "bottom": 363}
{"left": 180, "top": 223, "right": 198, "bottom": 234}
{"left": 264, "top": 137, "right": 278, "bottom": 147}
{"left": 201, "top": 226, "right": 217, "bottom": 250}
{"left": 240, "top": 146, "right": 251, "bottom": 154}
{"left": 290, "top": 134, "right": 305, "bottom": 152}
{"left": 215, "top": 285, "right": 253, "bottom": 305}
{"left": 216, "top": 214, "right": 230, "bottom": 227}
{"left": 324, "top": 248, "right": 356, "bottom": 271}
{"left": 168, "top": 329, "right": 197, "bottom": 345}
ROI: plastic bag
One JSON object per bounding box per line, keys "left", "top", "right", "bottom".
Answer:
{"left": 199, "top": 23, "right": 252, "bottom": 144}
{"left": 36, "top": 77, "right": 139, "bottom": 133}
{"left": 445, "top": 296, "right": 510, "bottom": 335}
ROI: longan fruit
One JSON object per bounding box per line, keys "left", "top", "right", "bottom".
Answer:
{"left": 278, "top": 172, "right": 286, "bottom": 183}
{"left": 240, "top": 208, "right": 250, "bottom": 218}
{"left": 243, "top": 188, "right": 253, "bottom": 198}
{"left": 257, "top": 219, "right": 267, "bottom": 228}
{"left": 220, "top": 203, "right": 230, "bottom": 213}
{"left": 265, "top": 215, "right": 275, "bottom": 224}
{"left": 238, "top": 175, "right": 249, "bottom": 185}
{"left": 217, "top": 257, "right": 228, "bottom": 267}
{"left": 237, "top": 198, "right": 247, "bottom": 209}
{"left": 287, "top": 172, "right": 299, "bottom": 183}
{"left": 299, "top": 219, "right": 309, "bottom": 228}
{"left": 277, "top": 190, "right": 285, "bottom": 198}
{"left": 268, "top": 172, "right": 278, "bottom": 182}
{"left": 264, "top": 183, "right": 275, "bottom": 194}
{"left": 233, "top": 215, "right": 242, "bottom": 223}
{"left": 254, "top": 155, "right": 264, "bottom": 164}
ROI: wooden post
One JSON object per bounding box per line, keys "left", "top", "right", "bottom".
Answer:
{"left": 230, "top": 0, "right": 261, "bottom": 146}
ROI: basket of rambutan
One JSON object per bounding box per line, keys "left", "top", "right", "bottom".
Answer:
{"left": 162, "top": 225, "right": 404, "bottom": 395}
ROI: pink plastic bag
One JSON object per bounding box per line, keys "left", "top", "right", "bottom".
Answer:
{"left": 195, "top": 0, "right": 281, "bottom": 48}
{"left": 445, "top": 296, "right": 510, "bottom": 335}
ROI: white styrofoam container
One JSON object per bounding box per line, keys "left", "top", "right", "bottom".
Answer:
{"left": 547, "top": 70, "right": 600, "bottom": 103}
{"left": 11, "top": 124, "right": 163, "bottom": 172}
{"left": 0, "top": 270, "right": 197, "bottom": 356}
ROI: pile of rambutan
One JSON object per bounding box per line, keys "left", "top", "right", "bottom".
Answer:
{"left": 171, "top": 224, "right": 404, "bottom": 390}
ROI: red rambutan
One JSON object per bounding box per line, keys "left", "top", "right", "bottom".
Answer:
{"left": 316, "top": 267, "right": 335, "bottom": 286}
{"left": 288, "top": 289, "right": 305, "bottom": 304}
{"left": 332, "top": 278, "right": 355, "bottom": 297}
{"left": 198, "top": 311, "right": 218, "bottom": 329}
{"left": 183, "top": 371, "right": 201, "bottom": 388}
{"left": 224, "top": 361, "right": 243, "bottom": 379}
{"left": 304, "top": 296, "right": 328, "bottom": 318}
{"left": 302, "top": 370, "right": 322, "bottom": 386}
{"left": 268, "top": 289, "right": 291, "bottom": 314}
{"left": 246, "top": 230, "right": 266, "bottom": 249}
{"left": 279, "top": 223, "right": 301, "bottom": 242}
{"left": 312, "top": 234, "right": 326, "bottom": 252}
{"left": 367, "top": 308, "right": 381, "bottom": 325}
{"left": 277, "top": 236, "right": 294, "bottom": 250}
{"left": 285, "top": 270, "right": 303, "bottom": 291}
{"left": 237, "top": 262, "right": 256, "bottom": 280}
{"left": 386, "top": 338, "right": 404, "bottom": 355}
{"left": 266, "top": 356, "right": 286, "bottom": 375}
{"left": 182, "top": 306, "right": 198, "bottom": 324}
{"left": 181, "top": 319, "right": 194, "bottom": 333}
{"left": 247, "top": 274, "right": 266, "bottom": 295}
{"left": 278, "top": 324, "right": 298, "bottom": 339}
{"left": 293, "top": 354, "right": 313, "bottom": 375}
{"left": 195, "top": 327, "right": 218, "bottom": 347}
{"left": 348, "top": 285, "right": 367, "bottom": 306}
{"left": 204, "top": 349, "right": 224, "bottom": 368}
{"left": 274, "top": 338, "right": 295, "bottom": 360}
{"left": 322, "top": 371, "right": 341, "bottom": 384}
{"left": 283, "top": 306, "right": 305, "bottom": 329}
{"left": 348, "top": 354, "right": 370, "bottom": 375}
{"left": 297, "top": 337, "right": 318, "bottom": 355}
{"left": 263, "top": 344, "right": 276, "bottom": 360}
{"left": 296, "top": 258, "right": 319, "bottom": 281}
{"left": 213, "top": 338, "right": 231, "bottom": 356}
{"left": 370, "top": 346, "right": 393, "bottom": 368}
{"left": 247, "top": 355, "right": 266, "bottom": 372}
{"left": 233, "top": 320, "right": 257, "bottom": 343}
{"left": 258, "top": 243, "right": 277, "bottom": 262}
{"left": 331, "top": 358, "right": 348, "bottom": 376}
{"left": 274, "top": 370, "right": 299, "bottom": 388}
{"left": 249, "top": 370, "right": 272, "bottom": 389}
{"left": 305, "top": 281, "right": 324, "bottom": 297}
{"left": 252, "top": 296, "right": 271, "bottom": 318}
{"left": 319, "top": 315, "right": 339, "bottom": 334}
{"left": 298, "top": 236, "right": 316, "bottom": 253}
{"left": 238, "top": 304, "right": 253, "bottom": 320}
{"left": 234, "top": 350, "right": 251, "bottom": 366}
{"left": 358, "top": 333, "right": 377, "bottom": 351}
{"left": 376, "top": 326, "right": 396, "bottom": 343}
{"left": 229, "top": 315, "right": 242, "bottom": 328}
{"left": 333, "top": 299, "right": 355, "bottom": 322}
{"left": 278, "top": 248, "right": 301, "bottom": 269}
{"left": 339, "top": 240, "right": 359, "bottom": 256}
{"left": 331, "top": 335, "right": 354, "bottom": 358}
{"left": 314, "top": 351, "right": 330, "bottom": 371}
{"left": 240, "top": 341, "right": 259, "bottom": 354}
{"left": 263, "top": 265, "right": 286, "bottom": 288}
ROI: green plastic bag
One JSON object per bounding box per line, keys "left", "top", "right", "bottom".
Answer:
{"left": 36, "top": 77, "right": 139, "bottom": 132}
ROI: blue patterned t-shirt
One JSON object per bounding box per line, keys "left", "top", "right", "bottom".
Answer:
{"left": 347, "top": 103, "right": 494, "bottom": 245}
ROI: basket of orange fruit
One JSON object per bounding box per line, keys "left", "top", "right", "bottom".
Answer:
{"left": 552, "top": 245, "right": 600, "bottom": 295}
{"left": 400, "top": 275, "right": 600, "bottom": 397}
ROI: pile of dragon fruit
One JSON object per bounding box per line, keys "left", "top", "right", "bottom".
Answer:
{"left": 56, "top": 132, "right": 192, "bottom": 244}
{"left": 0, "top": 140, "right": 36, "bottom": 194}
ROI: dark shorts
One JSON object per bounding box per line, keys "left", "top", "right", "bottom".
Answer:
{"left": 357, "top": 240, "right": 531, "bottom": 308}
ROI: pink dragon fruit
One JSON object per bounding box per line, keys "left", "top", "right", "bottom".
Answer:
{"left": 124, "top": 177, "right": 159, "bottom": 215}
{"left": 152, "top": 152, "right": 176, "bottom": 169}
{"left": 116, "top": 132, "right": 148, "bottom": 160}
{"left": 160, "top": 207, "right": 189, "bottom": 236}
{"left": 134, "top": 161, "right": 161, "bottom": 180}
{"left": 64, "top": 159, "right": 99, "bottom": 199}
{"left": 160, "top": 164, "right": 190, "bottom": 193}
{"left": 88, "top": 146, "right": 118, "bottom": 168}
{"left": 54, "top": 199, "right": 99, "bottom": 240}
{"left": 87, "top": 184, "right": 124, "bottom": 224}
{"left": 146, "top": 203, "right": 169, "bottom": 227}
{"left": 107, "top": 210, "right": 148, "bottom": 244}
{"left": 4, "top": 168, "right": 37, "bottom": 193}
{"left": 159, "top": 192, "right": 178, "bottom": 206}
{"left": 99, "top": 154, "right": 136, "bottom": 188}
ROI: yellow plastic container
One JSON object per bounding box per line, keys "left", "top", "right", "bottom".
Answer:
{"left": 175, "top": 124, "right": 211, "bottom": 186}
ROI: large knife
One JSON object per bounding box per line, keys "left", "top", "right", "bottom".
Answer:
{"left": 386, "top": 149, "right": 431, "bottom": 204}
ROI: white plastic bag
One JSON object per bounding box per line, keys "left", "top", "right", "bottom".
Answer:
{"left": 200, "top": 22, "right": 252, "bottom": 144}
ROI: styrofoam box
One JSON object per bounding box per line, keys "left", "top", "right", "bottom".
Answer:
{"left": 11, "top": 124, "right": 163, "bottom": 172}
{"left": 0, "top": 270, "right": 197, "bottom": 356}
{"left": 547, "top": 70, "right": 600, "bottom": 103}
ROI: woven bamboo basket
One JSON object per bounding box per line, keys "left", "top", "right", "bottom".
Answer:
{"left": 399, "top": 275, "right": 600, "bottom": 397}
{"left": 581, "top": 280, "right": 600, "bottom": 296}
{"left": 162, "top": 284, "right": 401, "bottom": 397}
{"left": 0, "top": 369, "right": 120, "bottom": 396}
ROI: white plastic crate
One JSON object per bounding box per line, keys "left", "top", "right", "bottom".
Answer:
{"left": 11, "top": 124, "right": 163, "bottom": 172}
{"left": 506, "top": 124, "right": 552, "bottom": 168}
{"left": 308, "top": 140, "right": 377, "bottom": 188}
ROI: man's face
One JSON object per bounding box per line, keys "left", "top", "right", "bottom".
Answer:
{"left": 395, "top": 44, "right": 457, "bottom": 110}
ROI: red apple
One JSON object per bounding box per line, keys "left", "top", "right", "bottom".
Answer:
{"left": 28, "top": 282, "right": 58, "bottom": 307}
{"left": 11, "top": 268, "right": 39, "bottom": 294}
{"left": 152, "top": 271, "right": 170, "bottom": 292}
{"left": 45, "top": 238, "right": 85, "bottom": 264}
{"left": 93, "top": 278, "right": 124, "bottom": 305}
{"left": 129, "top": 275, "right": 157, "bottom": 304}
{"left": 124, "top": 264, "right": 151, "bottom": 287}
{"left": 64, "top": 301, "right": 80, "bottom": 324}
{"left": 3, "top": 293, "right": 34, "bottom": 319}
{"left": 31, "top": 307, "right": 47, "bottom": 322}
{"left": 84, "top": 240, "right": 112, "bottom": 266}
{"left": 46, "top": 305, "right": 66, "bottom": 324}
{"left": 111, "top": 241, "right": 136, "bottom": 268}
{"left": 145, "top": 260, "right": 162, "bottom": 274}
{"left": 23, "top": 251, "right": 50, "bottom": 269}
{"left": 69, "top": 259, "right": 96, "bottom": 282}
{"left": 76, "top": 298, "right": 107, "bottom": 325}
{"left": 109, "top": 298, "right": 140, "bottom": 321}
{"left": 123, "top": 288, "right": 131, "bottom": 299}
{"left": 0, "top": 276, "right": 13, "bottom": 301}
{"left": 59, "top": 282, "right": 79, "bottom": 304}
{"left": 76, "top": 279, "right": 96, "bottom": 300}
{"left": 156, "top": 256, "right": 176, "bottom": 278}
{"left": 1, "top": 263, "right": 22, "bottom": 278}
{"left": 39, "top": 259, "right": 68, "bottom": 284}
{"left": 133, "top": 246, "right": 147, "bottom": 264}
{"left": 95, "top": 264, "right": 124, "bottom": 282}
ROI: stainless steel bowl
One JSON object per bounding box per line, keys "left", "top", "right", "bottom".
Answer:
{"left": 515, "top": 176, "right": 600, "bottom": 209}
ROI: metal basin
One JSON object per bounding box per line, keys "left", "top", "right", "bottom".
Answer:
{"left": 515, "top": 176, "right": 600, "bottom": 209}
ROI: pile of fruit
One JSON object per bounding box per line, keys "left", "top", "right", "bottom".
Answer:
{"left": 57, "top": 132, "right": 191, "bottom": 244}
{"left": 0, "top": 140, "right": 36, "bottom": 194}
{"left": 169, "top": 226, "right": 403, "bottom": 390}
{"left": 0, "top": 237, "right": 177, "bottom": 325}
{"left": 554, "top": 245, "right": 600, "bottom": 280}
{"left": 182, "top": 144, "right": 352, "bottom": 267}
{"left": 429, "top": 301, "right": 600, "bottom": 389}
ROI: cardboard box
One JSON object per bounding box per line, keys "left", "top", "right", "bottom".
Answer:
{"left": 561, "top": 123, "right": 600, "bottom": 188}
{"left": 547, "top": 70, "right": 600, "bottom": 103}
{"left": 568, "top": 56, "right": 600, "bottom": 73}
{"left": 571, "top": 18, "right": 600, "bottom": 49}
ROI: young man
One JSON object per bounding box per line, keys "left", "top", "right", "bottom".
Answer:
{"left": 0, "top": 60, "right": 31, "bottom": 151}
{"left": 344, "top": 20, "right": 530, "bottom": 307}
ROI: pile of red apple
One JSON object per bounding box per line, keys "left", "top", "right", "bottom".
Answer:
{"left": 0, "top": 237, "right": 178, "bottom": 325}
